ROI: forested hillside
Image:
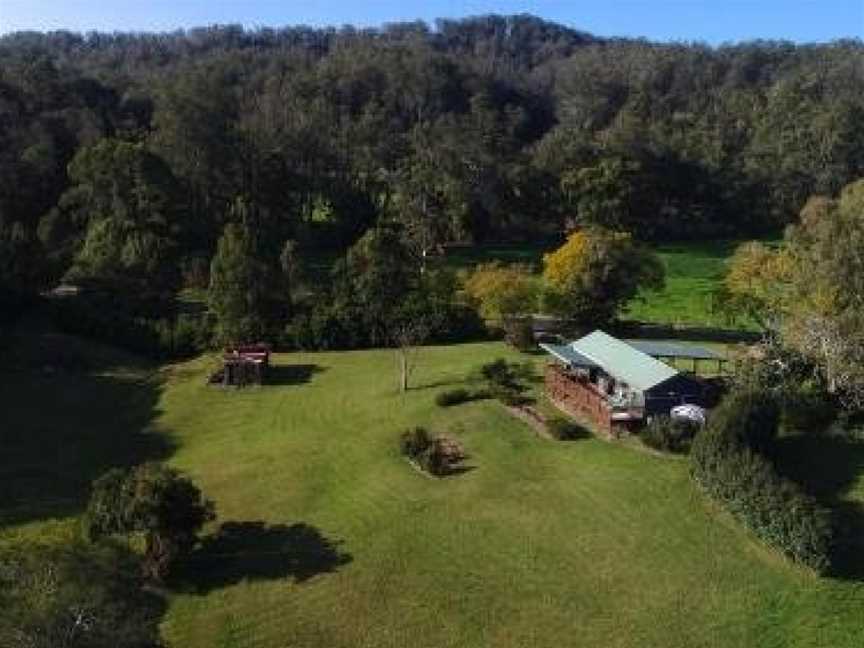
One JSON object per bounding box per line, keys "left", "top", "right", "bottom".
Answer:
{"left": 1, "top": 14, "right": 862, "bottom": 303}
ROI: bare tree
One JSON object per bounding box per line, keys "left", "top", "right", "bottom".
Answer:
{"left": 387, "top": 295, "right": 444, "bottom": 393}
{"left": 389, "top": 315, "right": 435, "bottom": 393}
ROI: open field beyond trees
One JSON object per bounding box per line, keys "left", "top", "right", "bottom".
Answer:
{"left": 443, "top": 239, "right": 761, "bottom": 330}
{"left": 3, "top": 337, "right": 864, "bottom": 648}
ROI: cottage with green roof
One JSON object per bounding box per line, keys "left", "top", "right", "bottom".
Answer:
{"left": 541, "top": 330, "right": 704, "bottom": 435}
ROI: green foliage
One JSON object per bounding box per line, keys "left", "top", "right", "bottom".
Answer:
{"left": 50, "top": 296, "right": 212, "bottom": 359}
{"left": 780, "top": 387, "right": 837, "bottom": 434}
{"left": 690, "top": 391, "right": 833, "bottom": 572}
{"left": 641, "top": 416, "right": 698, "bottom": 454}
{"left": 462, "top": 262, "right": 538, "bottom": 321}
{"left": 55, "top": 138, "right": 183, "bottom": 307}
{"left": 434, "top": 387, "right": 491, "bottom": 407}
{"left": 502, "top": 317, "right": 536, "bottom": 352}
{"left": 331, "top": 225, "right": 417, "bottom": 345}
{"left": 399, "top": 426, "right": 434, "bottom": 459}
{"left": 542, "top": 227, "right": 664, "bottom": 325}
{"left": 0, "top": 541, "right": 164, "bottom": 648}
{"left": 399, "top": 427, "right": 467, "bottom": 476}
{"left": 435, "top": 389, "right": 472, "bottom": 407}
{"left": 478, "top": 358, "right": 533, "bottom": 404}
{"left": 546, "top": 417, "right": 589, "bottom": 440}
{"left": 705, "top": 390, "right": 781, "bottom": 456}
{"left": 209, "top": 215, "right": 278, "bottom": 346}
{"left": 86, "top": 463, "right": 215, "bottom": 582}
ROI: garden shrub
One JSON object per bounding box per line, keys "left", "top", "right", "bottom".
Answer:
{"left": 546, "top": 417, "right": 588, "bottom": 440}
{"left": 435, "top": 389, "right": 472, "bottom": 407}
{"left": 781, "top": 387, "right": 836, "bottom": 433}
{"left": 399, "top": 427, "right": 467, "bottom": 476}
{"left": 707, "top": 389, "right": 780, "bottom": 455}
{"left": 478, "top": 358, "right": 534, "bottom": 405}
{"left": 689, "top": 390, "right": 833, "bottom": 572}
{"left": 641, "top": 416, "right": 699, "bottom": 453}
{"left": 399, "top": 427, "right": 433, "bottom": 458}
{"left": 503, "top": 317, "right": 535, "bottom": 352}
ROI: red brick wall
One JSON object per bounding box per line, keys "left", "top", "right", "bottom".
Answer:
{"left": 545, "top": 364, "right": 614, "bottom": 436}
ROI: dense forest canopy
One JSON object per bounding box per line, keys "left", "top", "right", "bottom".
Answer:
{"left": 1, "top": 14, "right": 863, "bottom": 300}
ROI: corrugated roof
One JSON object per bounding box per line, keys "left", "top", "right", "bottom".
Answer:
{"left": 538, "top": 343, "right": 598, "bottom": 368}
{"left": 568, "top": 330, "right": 679, "bottom": 391}
{"left": 626, "top": 340, "right": 723, "bottom": 360}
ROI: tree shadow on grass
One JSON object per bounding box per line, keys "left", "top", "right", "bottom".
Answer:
{"left": 774, "top": 433, "right": 864, "bottom": 581}
{"left": 0, "top": 371, "right": 173, "bottom": 529}
{"left": 173, "top": 521, "right": 352, "bottom": 594}
{"left": 266, "top": 364, "right": 326, "bottom": 386}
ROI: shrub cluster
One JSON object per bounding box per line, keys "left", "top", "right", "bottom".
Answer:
{"left": 479, "top": 358, "right": 534, "bottom": 405}
{"left": 435, "top": 389, "right": 471, "bottom": 407}
{"left": 546, "top": 417, "right": 588, "bottom": 440}
{"left": 399, "top": 427, "right": 467, "bottom": 476}
{"left": 690, "top": 390, "right": 833, "bottom": 572}
{"left": 285, "top": 303, "right": 487, "bottom": 351}
{"left": 641, "top": 416, "right": 699, "bottom": 454}
{"left": 503, "top": 317, "right": 535, "bottom": 352}
{"left": 781, "top": 387, "right": 836, "bottom": 433}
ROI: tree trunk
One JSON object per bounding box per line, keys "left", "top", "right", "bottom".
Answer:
{"left": 400, "top": 348, "right": 409, "bottom": 392}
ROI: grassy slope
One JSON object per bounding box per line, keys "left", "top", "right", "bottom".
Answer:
{"left": 0, "top": 323, "right": 170, "bottom": 530}
{"left": 143, "top": 344, "right": 862, "bottom": 648}
{"left": 4, "top": 328, "right": 863, "bottom": 647}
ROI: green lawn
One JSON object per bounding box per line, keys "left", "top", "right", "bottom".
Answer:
{"left": 622, "top": 240, "right": 747, "bottom": 329}
{"left": 4, "top": 338, "right": 864, "bottom": 647}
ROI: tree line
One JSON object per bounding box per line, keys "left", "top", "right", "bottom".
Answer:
{"left": 1, "top": 15, "right": 862, "bottom": 339}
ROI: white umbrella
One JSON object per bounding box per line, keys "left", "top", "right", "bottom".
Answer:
{"left": 671, "top": 404, "right": 707, "bottom": 426}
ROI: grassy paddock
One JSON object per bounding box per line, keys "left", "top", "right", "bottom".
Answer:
{"left": 622, "top": 241, "right": 745, "bottom": 328}
{"left": 5, "top": 339, "right": 863, "bottom": 647}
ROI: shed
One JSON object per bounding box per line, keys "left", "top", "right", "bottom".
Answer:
{"left": 540, "top": 330, "right": 705, "bottom": 434}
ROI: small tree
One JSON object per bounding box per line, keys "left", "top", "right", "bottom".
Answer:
{"left": 388, "top": 289, "right": 444, "bottom": 392}
{"left": 463, "top": 262, "right": 538, "bottom": 321}
{"left": 85, "top": 463, "right": 215, "bottom": 582}
{"left": 542, "top": 227, "right": 664, "bottom": 325}
{"left": 279, "top": 238, "right": 303, "bottom": 312}
{"left": 209, "top": 213, "right": 274, "bottom": 345}
{"left": 717, "top": 241, "right": 792, "bottom": 328}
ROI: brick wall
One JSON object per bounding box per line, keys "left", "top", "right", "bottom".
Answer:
{"left": 545, "top": 364, "right": 614, "bottom": 436}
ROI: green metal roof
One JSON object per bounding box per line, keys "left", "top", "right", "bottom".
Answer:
{"left": 562, "top": 330, "right": 680, "bottom": 392}
{"left": 538, "top": 343, "right": 599, "bottom": 368}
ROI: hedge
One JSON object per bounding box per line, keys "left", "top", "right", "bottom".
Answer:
{"left": 690, "top": 391, "right": 833, "bottom": 573}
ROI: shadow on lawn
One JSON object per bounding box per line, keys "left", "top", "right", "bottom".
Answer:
{"left": 267, "top": 364, "right": 326, "bottom": 386}
{"left": 774, "top": 433, "right": 864, "bottom": 581}
{"left": 174, "top": 521, "right": 352, "bottom": 593}
{"left": 0, "top": 370, "right": 173, "bottom": 529}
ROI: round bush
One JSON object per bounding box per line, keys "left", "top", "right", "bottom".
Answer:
{"left": 435, "top": 389, "right": 471, "bottom": 407}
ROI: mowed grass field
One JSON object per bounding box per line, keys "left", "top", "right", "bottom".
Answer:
{"left": 622, "top": 241, "right": 753, "bottom": 329}
{"left": 4, "top": 338, "right": 864, "bottom": 648}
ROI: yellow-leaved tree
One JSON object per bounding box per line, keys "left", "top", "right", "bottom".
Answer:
{"left": 719, "top": 241, "right": 794, "bottom": 328}
{"left": 541, "top": 227, "right": 664, "bottom": 325}
{"left": 463, "top": 262, "right": 537, "bottom": 321}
